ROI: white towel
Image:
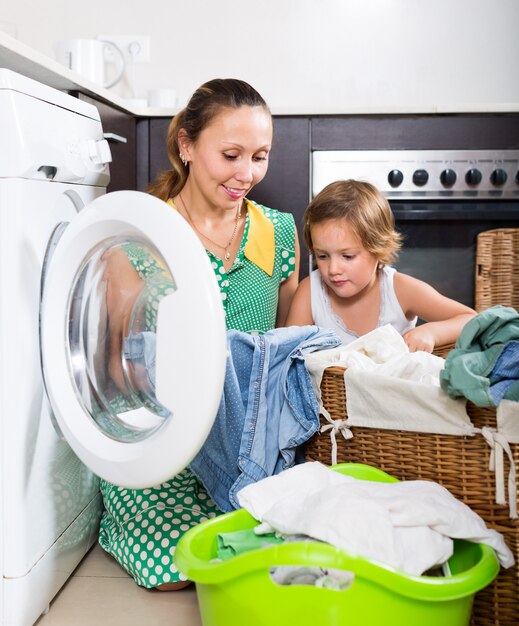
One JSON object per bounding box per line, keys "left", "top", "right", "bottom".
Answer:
{"left": 237, "top": 462, "right": 514, "bottom": 575}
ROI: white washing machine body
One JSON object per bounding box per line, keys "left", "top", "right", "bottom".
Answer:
{"left": 0, "top": 70, "right": 226, "bottom": 626}
{"left": 0, "top": 176, "right": 105, "bottom": 626}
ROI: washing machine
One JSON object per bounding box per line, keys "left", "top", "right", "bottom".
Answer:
{"left": 0, "top": 69, "right": 226, "bottom": 626}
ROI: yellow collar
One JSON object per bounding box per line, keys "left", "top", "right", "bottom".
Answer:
{"left": 167, "top": 197, "right": 275, "bottom": 276}
{"left": 243, "top": 199, "right": 275, "bottom": 276}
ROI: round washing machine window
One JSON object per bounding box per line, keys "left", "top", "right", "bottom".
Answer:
{"left": 68, "top": 236, "right": 176, "bottom": 443}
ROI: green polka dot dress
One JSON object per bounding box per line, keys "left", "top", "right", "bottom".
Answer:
{"left": 98, "top": 200, "right": 296, "bottom": 587}
{"left": 212, "top": 200, "right": 296, "bottom": 333}
{"left": 100, "top": 469, "right": 218, "bottom": 587}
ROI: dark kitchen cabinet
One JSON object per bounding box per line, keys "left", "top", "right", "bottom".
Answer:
{"left": 75, "top": 93, "right": 138, "bottom": 192}
{"left": 251, "top": 117, "right": 311, "bottom": 277}
{"left": 311, "top": 114, "right": 519, "bottom": 150}
{"left": 135, "top": 117, "right": 171, "bottom": 192}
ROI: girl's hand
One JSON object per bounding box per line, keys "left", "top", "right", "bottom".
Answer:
{"left": 402, "top": 326, "right": 436, "bottom": 353}
{"left": 395, "top": 272, "right": 476, "bottom": 351}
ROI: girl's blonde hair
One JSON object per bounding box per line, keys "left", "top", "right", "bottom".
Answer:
{"left": 147, "top": 78, "right": 270, "bottom": 201}
{"left": 303, "top": 179, "right": 402, "bottom": 266}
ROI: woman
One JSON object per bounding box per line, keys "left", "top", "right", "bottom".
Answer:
{"left": 150, "top": 77, "right": 299, "bottom": 330}
{"left": 99, "top": 78, "right": 300, "bottom": 590}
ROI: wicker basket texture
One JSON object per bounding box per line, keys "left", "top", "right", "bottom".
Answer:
{"left": 305, "top": 343, "right": 518, "bottom": 626}
{"left": 475, "top": 228, "right": 519, "bottom": 312}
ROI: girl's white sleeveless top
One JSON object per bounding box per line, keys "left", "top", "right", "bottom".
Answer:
{"left": 310, "top": 265, "right": 417, "bottom": 345}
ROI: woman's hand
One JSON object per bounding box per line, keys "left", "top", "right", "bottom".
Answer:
{"left": 102, "top": 247, "right": 145, "bottom": 394}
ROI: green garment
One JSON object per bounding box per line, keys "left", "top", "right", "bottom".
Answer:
{"left": 213, "top": 202, "right": 296, "bottom": 334}
{"left": 440, "top": 306, "right": 519, "bottom": 406}
{"left": 216, "top": 528, "right": 283, "bottom": 560}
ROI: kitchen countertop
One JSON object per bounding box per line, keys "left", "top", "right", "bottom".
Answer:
{"left": 0, "top": 32, "right": 176, "bottom": 118}
{"left": 1, "top": 32, "right": 518, "bottom": 117}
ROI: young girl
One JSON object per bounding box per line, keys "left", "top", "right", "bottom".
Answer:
{"left": 286, "top": 179, "right": 476, "bottom": 352}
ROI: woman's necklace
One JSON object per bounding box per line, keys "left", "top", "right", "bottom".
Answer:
{"left": 178, "top": 192, "right": 242, "bottom": 261}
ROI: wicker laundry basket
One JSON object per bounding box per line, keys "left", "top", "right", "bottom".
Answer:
{"left": 304, "top": 343, "right": 519, "bottom": 626}
{"left": 475, "top": 228, "right": 519, "bottom": 313}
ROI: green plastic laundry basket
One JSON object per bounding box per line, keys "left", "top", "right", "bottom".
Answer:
{"left": 174, "top": 463, "right": 500, "bottom": 626}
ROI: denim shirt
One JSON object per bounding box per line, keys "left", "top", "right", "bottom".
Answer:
{"left": 189, "top": 326, "right": 342, "bottom": 511}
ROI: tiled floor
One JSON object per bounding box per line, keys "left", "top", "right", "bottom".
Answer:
{"left": 35, "top": 544, "right": 203, "bottom": 626}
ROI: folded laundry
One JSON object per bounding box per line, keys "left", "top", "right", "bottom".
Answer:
{"left": 440, "top": 305, "right": 519, "bottom": 406}
{"left": 237, "top": 462, "right": 514, "bottom": 576}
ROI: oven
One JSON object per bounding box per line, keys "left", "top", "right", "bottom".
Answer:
{"left": 312, "top": 149, "right": 519, "bottom": 309}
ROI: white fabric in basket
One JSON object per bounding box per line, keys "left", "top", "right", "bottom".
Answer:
{"left": 497, "top": 400, "right": 519, "bottom": 444}
{"left": 304, "top": 324, "right": 412, "bottom": 422}
{"left": 344, "top": 368, "right": 473, "bottom": 434}
{"left": 237, "top": 462, "right": 515, "bottom": 575}
{"left": 491, "top": 400, "right": 519, "bottom": 518}
{"left": 304, "top": 324, "right": 472, "bottom": 435}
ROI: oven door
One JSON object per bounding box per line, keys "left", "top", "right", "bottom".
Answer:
{"left": 392, "top": 200, "right": 519, "bottom": 308}
{"left": 40, "top": 190, "right": 227, "bottom": 488}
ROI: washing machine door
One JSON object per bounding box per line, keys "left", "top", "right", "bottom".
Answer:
{"left": 40, "top": 190, "right": 227, "bottom": 488}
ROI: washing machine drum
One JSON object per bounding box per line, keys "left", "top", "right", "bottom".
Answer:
{"left": 40, "top": 190, "right": 227, "bottom": 488}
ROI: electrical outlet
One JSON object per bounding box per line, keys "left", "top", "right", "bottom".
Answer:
{"left": 98, "top": 35, "right": 151, "bottom": 64}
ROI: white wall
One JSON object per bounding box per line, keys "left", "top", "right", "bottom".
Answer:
{"left": 2, "top": 0, "right": 519, "bottom": 112}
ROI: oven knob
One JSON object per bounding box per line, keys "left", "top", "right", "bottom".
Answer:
{"left": 388, "top": 169, "right": 404, "bottom": 187}
{"left": 465, "top": 168, "right": 482, "bottom": 185}
{"left": 490, "top": 168, "right": 508, "bottom": 186}
{"left": 412, "top": 169, "right": 429, "bottom": 187}
{"left": 440, "top": 169, "right": 457, "bottom": 187}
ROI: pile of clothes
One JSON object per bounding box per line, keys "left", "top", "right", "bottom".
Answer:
{"left": 440, "top": 305, "right": 519, "bottom": 406}
{"left": 233, "top": 462, "right": 514, "bottom": 577}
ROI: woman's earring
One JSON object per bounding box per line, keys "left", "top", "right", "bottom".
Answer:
{"left": 179, "top": 152, "right": 187, "bottom": 167}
